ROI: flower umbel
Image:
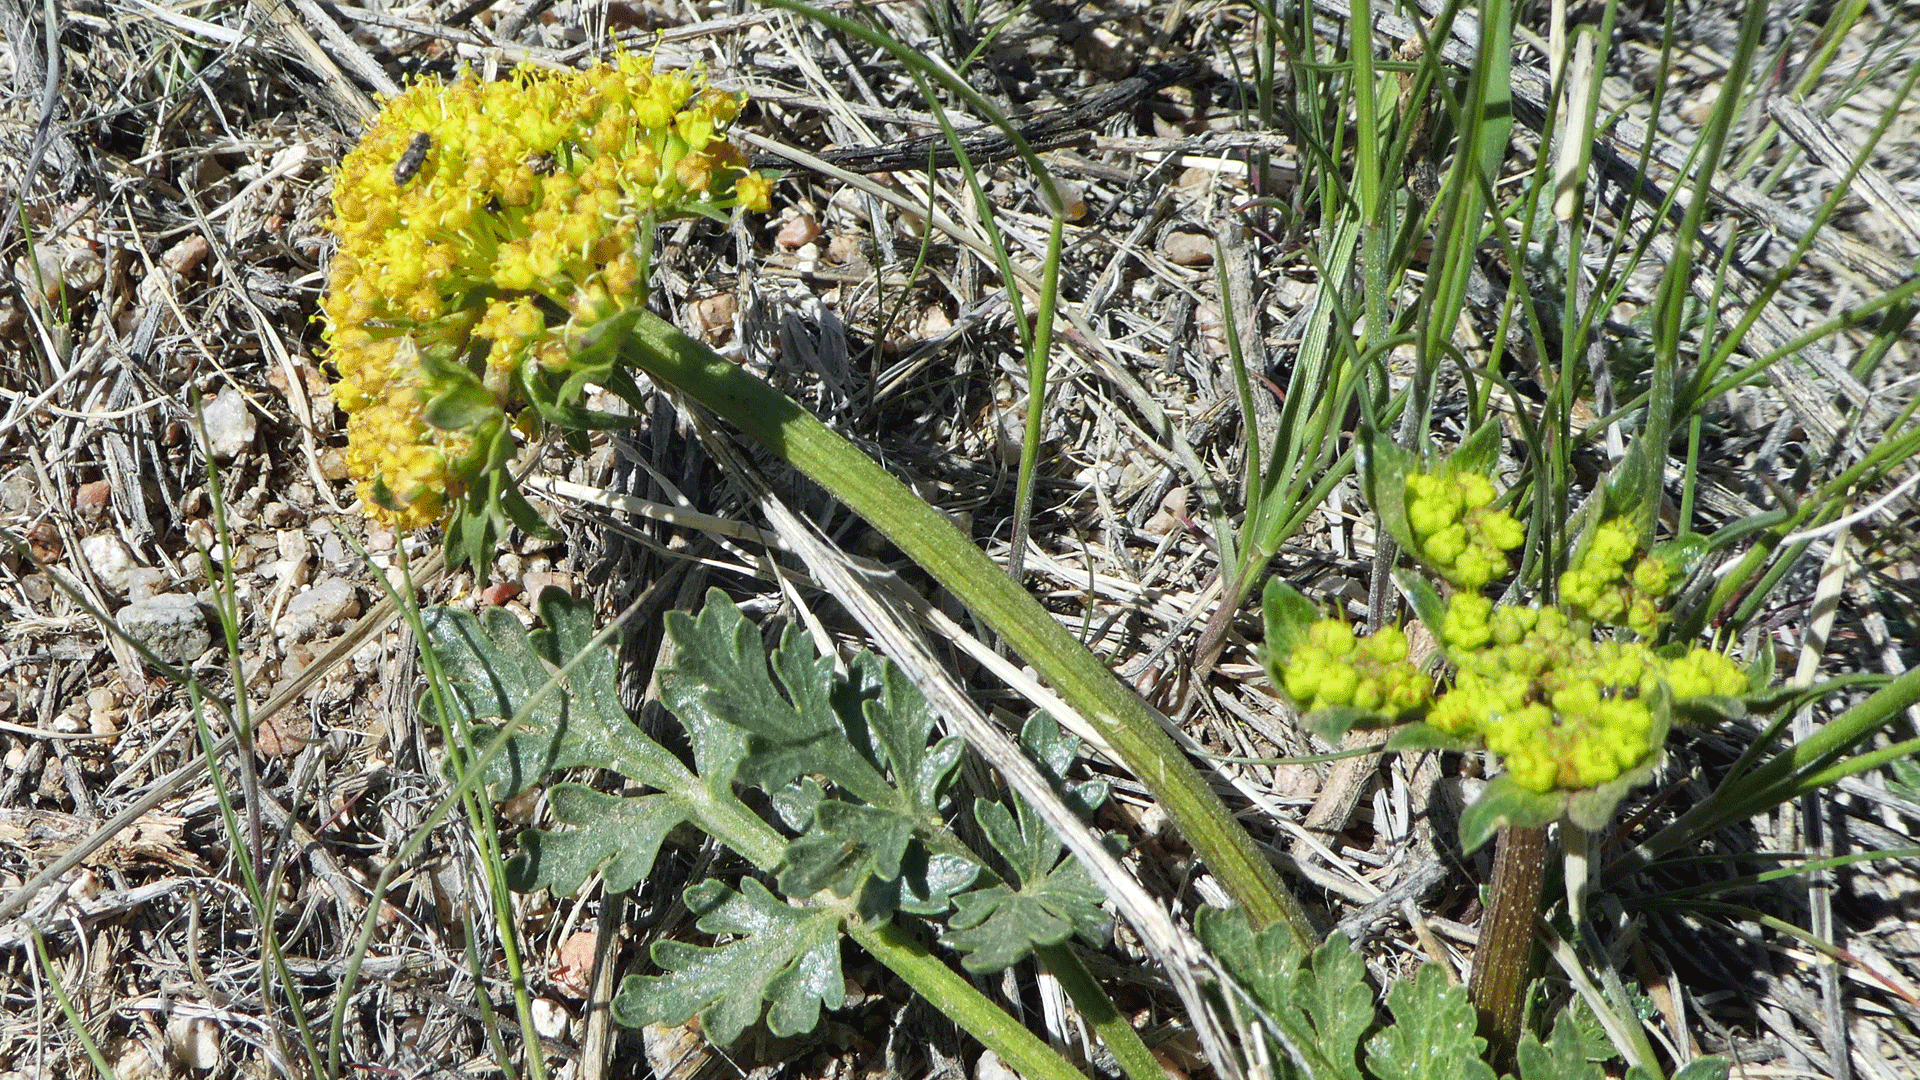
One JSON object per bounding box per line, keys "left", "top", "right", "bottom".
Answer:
{"left": 1268, "top": 474, "right": 1751, "bottom": 797}
{"left": 322, "top": 54, "right": 770, "bottom": 532}
{"left": 1276, "top": 620, "right": 1432, "bottom": 718}
{"left": 1559, "top": 518, "right": 1678, "bottom": 637}
{"left": 1403, "top": 471, "right": 1526, "bottom": 590}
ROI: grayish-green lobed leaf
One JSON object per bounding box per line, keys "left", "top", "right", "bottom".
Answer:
{"left": 662, "top": 594, "right": 966, "bottom": 900}
{"left": 1512, "top": 1015, "right": 1604, "bottom": 1080}
{"left": 780, "top": 801, "right": 918, "bottom": 897}
{"left": 771, "top": 777, "right": 827, "bottom": 833}
{"left": 1018, "top": 713, "right": 1108, "bottom": 819}
{"left": 424, "top": 588, "right": 711, "bottom": 798}
{"left": 1195, "top": 909, "right": 1373, "bottom": 1080}
{"left": 425, "top": 588, "right": 754, "bottom": 895}
{"left": 941, "top": 797, "right": 1108, "bottom": 973}
{"left": 662, "top": 590, "right": 891, "bottom": 805}
{"left": 1668, "top": 1057, "right": 1731, "bottom": 1080}
{"left": 862, "top": 851, "right": 980, "bottom": 918}
{"left": 1293, "top": 936, "right": 1378, "bottom": 1080}
{"left": 859, "top": 655, "right": 967, "bottom": 826}
{"left": 509, "top": 784, "right": 690, "bottom": 895}
{"left": 1364, "top": 964, "right": 1496, "bottom": 1080}
{"left": 613, "top": 878, "right": 847, "bottom": 1046}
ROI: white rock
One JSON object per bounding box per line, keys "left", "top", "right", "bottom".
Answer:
{"left": 201, "top": 386, "right": 256, "bottom": 461}
{"left": 276, "top": 578, "right": 360, "bottom": 641}
{"left": 530, "top": 996, "right": 570, "bottom": 1041}
{"left": 165, "top": 1013, "right": 222, "bottom": 1071}
{"left": 975, "top": 1049, "right": 1018, "bottom": 1080}
{"left": 80, "top": 532, "right": 139, "bottom": 594}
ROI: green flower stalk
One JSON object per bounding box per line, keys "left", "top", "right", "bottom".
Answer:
{"left": 322, "top": 54, "right": 771, "bottom": 532}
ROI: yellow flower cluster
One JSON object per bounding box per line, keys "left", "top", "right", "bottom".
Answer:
{"left": 1270, "top": 484, "right": 1753, "bottom": 797}
{"left": 1427, "top": 593, "right": 1746, "bottom": 793}
{"left": 1404, "top": 472, "right": 1525, "bottom": 590}
{"left": 1277, "top": 621, "right": 1432, "bottom": 718}
{"left": 322, "top": 53, "right": 771, "bottom": 528}
{"left": 1559, "top": 519, "right": 1674, "bottom": 637}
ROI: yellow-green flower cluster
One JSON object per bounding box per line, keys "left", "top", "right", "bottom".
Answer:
{"left": 1405, "top": 472, "right": 1526, "bottom": 590}
{"left": 1429, "top": 594, "right": 1745, "bottom": 793}
{"left": 1559, "top": 519, "right": 1674, "bottom": 636}
{"left": 1278, "top": 620, "right": 1432, "bottom": 718}
{"left": 322, "top": 53, "right": 771, "bottom": 528}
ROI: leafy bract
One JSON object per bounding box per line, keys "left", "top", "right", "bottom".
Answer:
{"left": 1450, "top": 417, "right": 1504, "bottom": 478}
{"left": 1458, "top": 775, "right": 1565, "bottom": 855}
{"left": 1263, "top": 577, "right": 1322, "bottom": 665}
{"left": 1359, "top": 425, "right": 1421, "bottom": 557}
{"left": 1363, "top": 964, "right": 1496, "bottom": 1080}
{"left": 614, "top": 878, "right": 846, "bottom": 1046}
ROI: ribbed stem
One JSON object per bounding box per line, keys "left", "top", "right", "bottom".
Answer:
{"left": 1468, "top": 823, "right": 1548, "bottom": 1069}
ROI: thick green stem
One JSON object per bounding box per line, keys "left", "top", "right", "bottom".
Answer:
{"left": 602, "top": 309, "right": 1316, "bottom": 945}
{"left": 849, "top": 920, "right": 1088, "bottom": 1080}
{"left": 1036, "top": 943, "right": 1167, "bottom": 1080}
{"left": 1467, "top": 823, "right": 1548, "bottom": 1070}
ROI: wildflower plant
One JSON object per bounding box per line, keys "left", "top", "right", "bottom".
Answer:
{"left": 1263, "top": 422, "right": 1759, "bottom": 849}
{"left": 322, "top": 54, "right": 771, "bottom": 568}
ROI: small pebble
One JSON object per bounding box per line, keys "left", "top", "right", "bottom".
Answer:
{"left": 482, "top": 581, "right": 523, "bottom": 606}
{"left": 776, "top": 212, "right": 823, "bottom": 249}
{"left": 1162, "top": 228, "right": 1215, "bottom": 267}
{"left": 201, "top": 386, "right": 256, "bottom": 461}
{"left": 119, "top": 594, "right": 212, "bottom": 666}
{"left": 75, "top": 479, "right": 113, "bottom": 518}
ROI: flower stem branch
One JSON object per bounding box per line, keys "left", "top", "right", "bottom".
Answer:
{"left": 848, "top": 920, "right": 1091, "bottom": 1080}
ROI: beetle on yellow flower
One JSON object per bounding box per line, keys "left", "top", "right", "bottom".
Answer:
{"left": 322, "top": 52, "right": 771, "bottom": 534}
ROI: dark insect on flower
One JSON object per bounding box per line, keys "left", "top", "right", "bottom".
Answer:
{"left": 393, "top": 133, "right": 431, "bottom": 185}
